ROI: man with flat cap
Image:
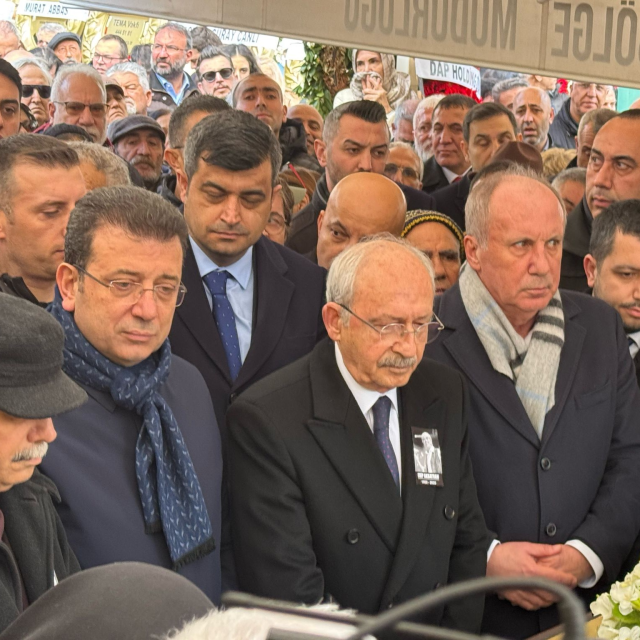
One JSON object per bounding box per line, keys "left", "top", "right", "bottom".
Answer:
{"left": 0, "top": 293, "right": 86, "bottom": 633}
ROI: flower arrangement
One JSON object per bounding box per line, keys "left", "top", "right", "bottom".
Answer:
{"left": 591, "top": 564, "right": 640, "bottom": 640}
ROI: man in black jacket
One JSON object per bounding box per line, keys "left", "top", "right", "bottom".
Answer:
{"left": 286, "top": 100, "right": 437, "bottom": 256}
{"left": 0, "top": 294, "right": 86, "bottom": 633}
{"left": 561, "top": 110, "right": 640, "bottom": 291}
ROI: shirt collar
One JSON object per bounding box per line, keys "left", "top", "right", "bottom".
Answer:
{"left": 154, "top": 71, "right": 189, "bottom": 101}
{"left": 334, "top": 342, "right": 398, "bottom": 416}
{"left": 628, "top": 331, "right": 640, "bottom": 348}
{"left": 441, "top": 165, "right": 470, "bottom": 184}
{"left": 189, "top": 236, "right": 253, "bottom": 290}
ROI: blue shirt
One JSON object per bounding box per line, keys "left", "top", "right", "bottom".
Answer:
{"left": 154, "top": 71, "right": 192, "bottom": 105}
{"left": 190, "top": 237, "right": 254, "bottom": 363}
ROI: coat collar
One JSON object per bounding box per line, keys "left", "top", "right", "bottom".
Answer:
{"left": 563, "top": 197, "right": 592, "bottom": 258}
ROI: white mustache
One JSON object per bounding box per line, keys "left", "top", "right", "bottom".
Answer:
{"left": 12, "top": 441, "right": 48, "bottom": 462}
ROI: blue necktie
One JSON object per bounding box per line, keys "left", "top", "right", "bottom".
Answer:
{"left": 203, "top": 270, "right": 242, "bottom": 381}
{"left": 372, "top": 396, "right": 400, "bottom": 489}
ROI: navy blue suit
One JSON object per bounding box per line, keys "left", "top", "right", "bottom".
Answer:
{"left": 41, "top": 356, "right": 225, "bottom": 604}
{"left": 169, "top": 236, "right": 326, "bottom": 437}
{"left": 427, "top": 286, "right": 640, "bottom": 638}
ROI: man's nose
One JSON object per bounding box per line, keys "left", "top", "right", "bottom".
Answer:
{"left": 29, "top": 418, "right": 57, "bottom": 444}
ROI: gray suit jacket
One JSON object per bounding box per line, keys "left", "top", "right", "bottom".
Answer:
{"left": 427, "top": 285, "right": 640, "bottom": 639}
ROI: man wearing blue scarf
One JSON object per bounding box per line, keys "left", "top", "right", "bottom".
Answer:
{"left": 42, "top": 186, "right": 227, "bottom": 604}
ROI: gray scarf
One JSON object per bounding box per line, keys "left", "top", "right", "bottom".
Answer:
{"left": 459, "top": 264, "right": 565, "bottom": 438}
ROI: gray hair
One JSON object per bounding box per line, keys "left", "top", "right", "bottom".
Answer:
{"left": 552, "top": 167, "right": 587, "bottom": 192}
{"left": 0, "top": 20, "right": 19, "bottom": 38}
{"left": 466, "top": 165, "right": 565, "bottom": 248}
{"left": 389, "top": 141, "right": 424, "bottom": 181}
{"left": 36, "top": 22, "right": 66, "bottom": 38}
{"left": 106, "top": 61, "right": 150, "bottom": 92}
{"left": 413, "top": 94, "right": 445, "bottom": 129}
{"left": 51, "top": 64, "right": 106, "bottom": 103}
{"left": 326, "top": 234, "right": 435, "bottom": 321}
{"left": 491, "top": 76, "right": 528, "bottom": 102}
{"left": 577, "top": 107, "right": 617, "bottom": 139}
{"left": 11, "top": 58, "right": 52, "bottom": 85}
{"left": 155, "top": 22, "right": 192, "bottom": 49}
{"left": 394, "top": 99, "right": 419, "bottom": 126}
{"left": 65, "top": 186, "right": 188, "bottom": 271}
{"left": 67, "top": 142, "right": 131, "bottom": 187}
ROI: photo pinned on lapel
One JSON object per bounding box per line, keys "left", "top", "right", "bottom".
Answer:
{"left": 412, "top": 427, "right": 443, "bottom": 486}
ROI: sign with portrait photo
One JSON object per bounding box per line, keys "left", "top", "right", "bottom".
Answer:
{"left": 412, "top": 427, "right": 443, "bottom": 487}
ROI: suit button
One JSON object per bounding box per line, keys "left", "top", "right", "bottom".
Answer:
{"left": 540, "top": 457, "right": 551, "bottom": 471}
{"left": 444, "top": 505, "right": 456, "bottom": 520}
{"left": 545, "top": 523, "right": 557, "bottom": 537}
{"left": 229, "top": 392, "right": 238, "bottom": 403}
{"left": 346, "top": 529, "right": 360, "bottom": 544}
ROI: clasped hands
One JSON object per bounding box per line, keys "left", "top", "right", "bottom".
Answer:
{"left": 486, "top": 541, "right": 593, "bottom": 611}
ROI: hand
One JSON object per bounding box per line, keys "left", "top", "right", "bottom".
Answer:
{"left": 537, "top": 545, "right": 594, "bottom": 584}
{"left": 362, "top": 75, "right": 391, "bottom": 113}
{"left": 487, "top": 542, "right": 578, "bottom": 611}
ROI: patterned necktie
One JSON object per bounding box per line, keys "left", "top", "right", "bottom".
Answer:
{"left": 203, "top": 270, "right": 242, "bottom": 381}
{"left": 371, "top": 396, "right": 400, "bottom": 489}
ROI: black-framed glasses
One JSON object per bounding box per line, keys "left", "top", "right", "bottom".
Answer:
{"left": 75, "top": 265, "right": 187, "bottom": 307}
{"left": 384, "top": 163, "right": 420, "bottom": 181}
{"left": 201, "top": 68, "right": 234, "bottom": 82}
{"left": 23, "top": 84, "right": 51, "bottom": 99}
{"left": 53, "top": 101, "right": 108, "bottom": 117}
{"left": 337, "top": 303, "right": 444, "bottom": 344}
{"left": 152, "top": 43, "right": 187, "bottom": 54}
{"left": 93, "top": 53, "right": 124, "bottom": 63}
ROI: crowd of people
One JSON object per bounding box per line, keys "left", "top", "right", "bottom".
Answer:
{"left": 0, "top": 15, "right": 639, "bottom": 640}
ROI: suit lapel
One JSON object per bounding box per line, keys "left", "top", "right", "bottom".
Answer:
{"left": 380, "top": 370, "right": 440, "bottom": 607}
{"left": 435, "top": 286, "right": 540, "bottom": 448}
{"left": 176, "top": 245, "right": 232, "bottom": 383}
{"left": 540, "top": 294, "right": 586, "bottom": 445}
{"left": 306, "top": 341, "right": 403, "bottom": 553}
{"left": 235, "top": 238, "right": 294, "bottom": 389}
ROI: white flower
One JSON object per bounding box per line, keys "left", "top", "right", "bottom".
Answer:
{"left": 592, "top": 595, "right": 615, "bottom": 620}
{"left": 611, "top": 583, "right": 638, "bottom": 605}
{"left": 620, "top": 602, "right": 635, "bottom": 617}
{"left": 598, "top": 623, "right": 620, "bottom": 640}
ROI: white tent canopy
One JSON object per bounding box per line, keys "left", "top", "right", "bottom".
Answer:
{"left": 67, "top": 0, "right": 640, "bottom": 88}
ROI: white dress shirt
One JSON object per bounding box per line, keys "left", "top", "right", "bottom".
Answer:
{"left": 334, "top": 343, "right": 402, "bottom": 485}
{"left": 628, "top": 331, "right": 640, "bottom": 359}
{"left": 442, "top": 166, "right": 471, "bottom": 184}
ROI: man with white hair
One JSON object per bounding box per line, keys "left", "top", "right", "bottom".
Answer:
{"left": 34, "top": 22, "right": 65, "bottom": 48}
{"left": 392, "top": 98, "right": 418, "bottom": 144}
{"left": 427, "top": 165, "right": 640, "bottom": 638}
{"left": 107, "top": 62, "right": 152, "bottom": 115}
{"left": 228, "top": 235, "right": 488, "bottom": 630}
{"left": 67, "top": 141, "right": 131, "bottom": 190}
{"left": 48, "top": 65, "right": 108, "bottom": 144}
{"left": 0, "top": 21, "right": 20, "bottom": 59}
{"left": 413, "top": 94, "right": 444, "bottom": 163}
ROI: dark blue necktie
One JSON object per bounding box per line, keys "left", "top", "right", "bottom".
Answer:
{"left": 372, "top": 396, "right": 400, "bottom": 489}
{"left": 203, "top": 270, "right": 242, "bottom": 381}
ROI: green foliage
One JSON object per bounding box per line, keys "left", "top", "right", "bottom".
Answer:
{"left": 294, "top": 43, "right": 334, "bottom": 118}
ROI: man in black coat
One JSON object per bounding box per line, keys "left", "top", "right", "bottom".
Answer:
{"left": 561, "top": 111, "right": 640, "bottom": 291}
{"left": 426, "top": 167, "right": 640, "bottom": 639}
{"left": 171, "top": 109, "right": 325, "bottom": 435}
{"left": 286, "top": 100, "right": 437, "bottom": 256}
{"left": 0, "top": 294, "right": 86, "bottom": 633}
{"left": 227, "top": 236, "right": 488, "bottom": 630}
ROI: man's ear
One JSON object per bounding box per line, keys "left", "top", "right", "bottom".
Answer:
{"left": 145, "top": 90, "right": 152, "bottom": 107}
{"left": 464, "top": 235, "right": 481, "bottom": 272}
{"left": 584, "top": 254, "right": 598, "bottom": 289}
{"left": 48, "top": 101, "right": 56, "bottom": 121}
{"left": 549, "top": 107, "right": 555, "bottom": 124}
{"left": 176, "top": 169, "right": 189, "bottom": 203}
{"left": 315, "top": 139, "right": 327, "bottom": 168}
{"left": 317, "top": 209, "right": 325, "bottom": 236}
{"left": 0, "top": 209, "right": 7, "bottom": 241}
{"left": 164, "top": 148, "right": 182, "bottom": 175}
{"left": 460, "top": 139, "right": 469, "bottom": 163}
{"left": 57, "top": 263, "right": 79, "bottom": 313}
{"left": 282, "top": 104, "right": 287, "bottom": 124}
{"left": 322, "top": 302, "right": 343, "bottom": 342}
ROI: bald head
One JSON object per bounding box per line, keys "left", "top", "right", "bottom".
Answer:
{"left": 513, "top": 87, "right": 553, "bottom": 152}
{"left": 316, "top": 173, "right": 407, "bottom": 269}
{"left": 233, "top": 73, "right": 286, "bottom": 136}
{"left": 288, "top": 103, "right": 323, "bottom": 157}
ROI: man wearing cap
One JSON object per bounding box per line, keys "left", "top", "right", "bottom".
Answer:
{"left": 433, "top": 103, "right": 522, "bottom": 230}
{"left": 402, "top": 211, "right": 464, "bottom": 294}
{"left": 0, "top": 293, "right": 86, "bottom": 633}
{"left": 0, "top": 59, "right": 21, "bottom": 139}
{"left": 48, "top": 32, "right": 82, "bottom": 65}
{"left": 105, "top": 78, "right": 129, "bottom": 125}
{"left": 110, "top": 115, "right": 165, "bottom": 191}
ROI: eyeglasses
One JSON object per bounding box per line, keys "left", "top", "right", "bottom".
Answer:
{"left": 337, "top": 303, "right": 444, "bottom": 345}
{"left": 201, "top": 68, "right": 234, "bottom": 82}
{"left": 384, "top": 164, "right": 420, "bottom": 181}
{"left": 265, "top": 212, "right": 288, "bottom": 234}
{"left": 75, "top": 265, "right": 187, "bottom": 307}
{"left": 23, "top": 84, "right": 51, "bottom": 99}
{"left": 93, "top": 53, "right": 124, "bottom": 63}
{"left": 152, "top": 43, "right": 187, "bottom": 54}
{"left": 53, "top": 101, "right": 108, "bottom": 117}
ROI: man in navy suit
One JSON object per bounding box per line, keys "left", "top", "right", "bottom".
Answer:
{"left": 171, "top": 110, "right": 326, "bottom": 435}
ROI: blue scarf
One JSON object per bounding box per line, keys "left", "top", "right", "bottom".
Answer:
{"left": 49, "top": 300, "right": 215, "bottom": 569}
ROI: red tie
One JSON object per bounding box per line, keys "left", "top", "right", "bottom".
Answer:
{"left": 452, "top": 176, "right": 462, "bottom": 183}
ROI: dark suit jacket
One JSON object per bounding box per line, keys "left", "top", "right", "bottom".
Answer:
{"left": 560, "top": 198, "right": 592, "bottom": 292}
{"left": 427, "top": 285, "right": 640, "bottom": 638}
{"left": 169, "top": 236, "right": 326, "bottom": 435}
{"left": 432, "top": 174, "right": 471, "bottom": 230}
{"left": 227, "top": 338, "right": 488, "bottom": 631}
{"left": 422, "top": 156, "right": 451, "bottom": 194}
{"left": 41, "top": 356, "right": 226, "bottom": 605}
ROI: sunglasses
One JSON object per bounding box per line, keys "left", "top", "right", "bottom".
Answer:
{"left": 201, "top": 68, "right": 234, "bottom": 82}
{"left": 23, "top": 85, "right": 51, "bottom": 99}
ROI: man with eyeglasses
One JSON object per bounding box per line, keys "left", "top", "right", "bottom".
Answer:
{"left": 227, "top": 235, "right": 488, "bottom": 629}
{"left": 13, "top": 58, "right": 52, "bottom": 128}
{"left": 41, "top": 186, "right": 229, "bottom": 605}
{"left": 47, "top": 65, "right": 108, "bottom": 145}
{"left": 149, "top": 22, "right": 199, "bottom": 110}
{"left": 384, "top": 141, "right": 423, "bottom": 190}
{"left": 427, "top": 165, "right": 640, "bottom": 639}
{"left": 92, "top": 34, "right": 128, "bottom": 76}
{"left": 196, "top": 46, "right": 236, "bottom": 100}
{"left": 549, "top": 81, "right": 608, "bottom": 150}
